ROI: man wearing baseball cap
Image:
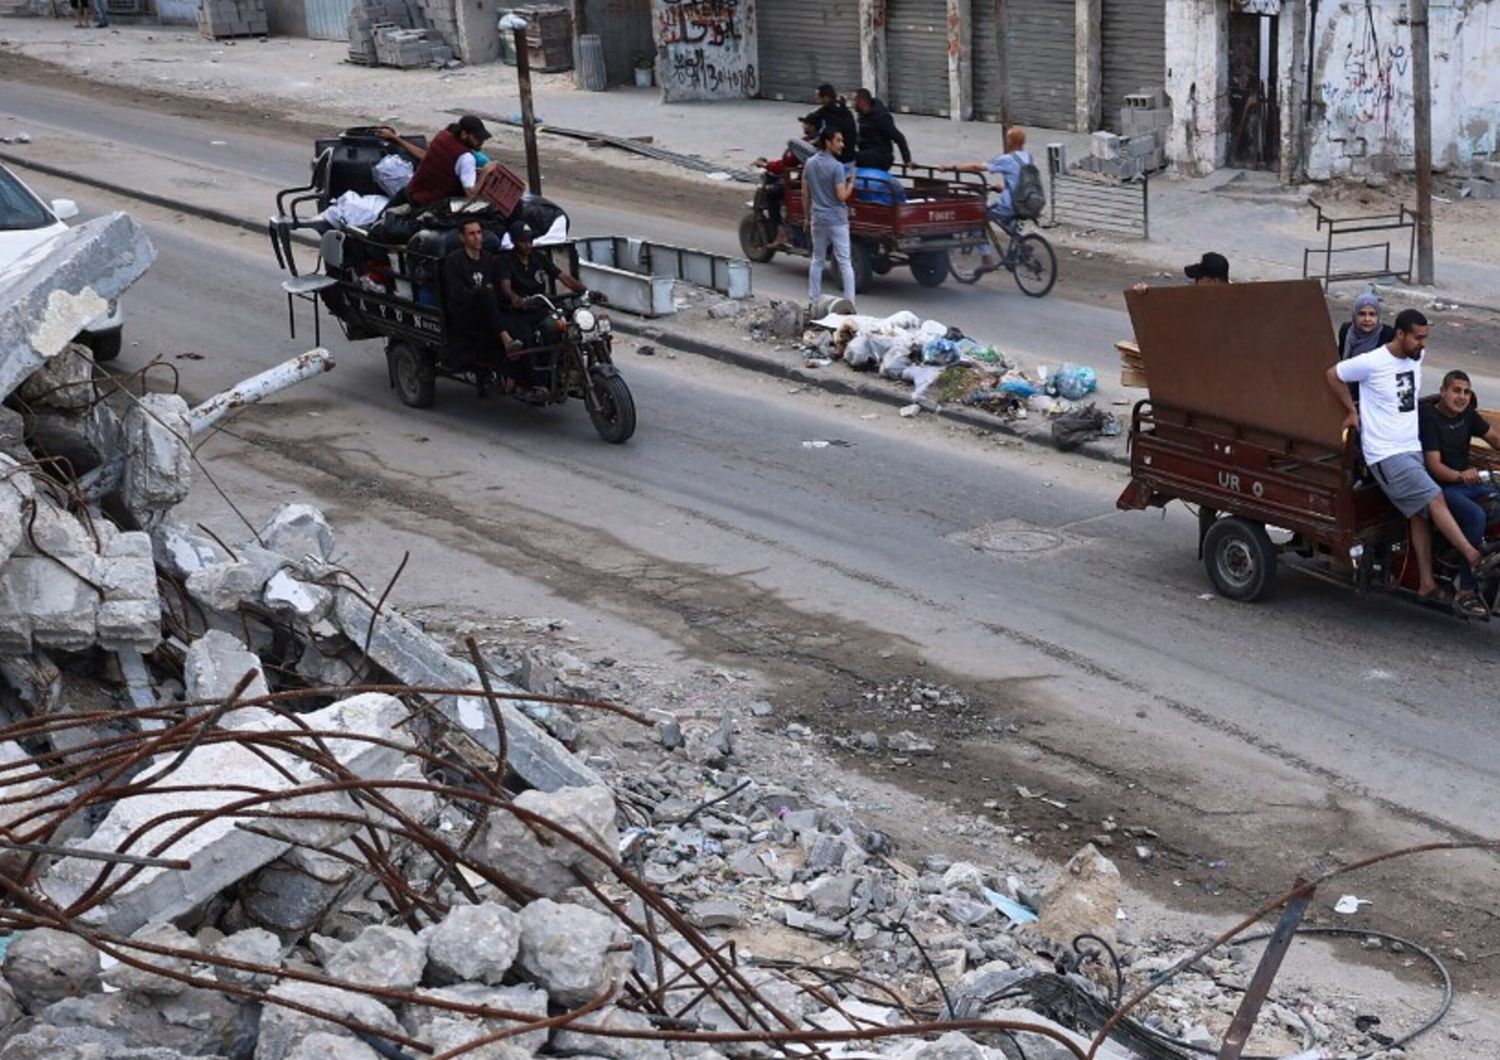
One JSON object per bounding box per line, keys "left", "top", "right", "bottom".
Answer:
{"left": 380, "top": 115, "right": 499, "bottom": 208}
{"left": 1183, "top": 251, "right": 1230, "bottom": 284}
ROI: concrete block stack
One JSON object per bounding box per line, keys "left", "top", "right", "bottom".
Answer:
{"left": 346, "top": 0, "right": 455, "bottom": 66}
{"left": 196, "top": 0, "right": 269, "bottom": 39}
{"left": 1461, "top": 159, "right": 1500, "bottom": 199}
{"left": 1074, "top": 86, "right": 1170, "bottom": 181}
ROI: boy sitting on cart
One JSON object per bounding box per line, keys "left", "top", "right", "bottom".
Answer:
{"left": 1327, "top": 309, "right": 1500, "bottom": 612}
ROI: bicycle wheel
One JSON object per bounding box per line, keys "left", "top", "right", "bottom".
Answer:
{"left": 949, "top": 221, "right": 1006, "bottom": 284}
{"left": 1011, "top": 233, "right": 1058, "bottom": 298}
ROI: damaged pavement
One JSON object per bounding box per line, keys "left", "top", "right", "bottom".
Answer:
{"left": 0, "top": 211, "right": 1477, "bottom": 1060}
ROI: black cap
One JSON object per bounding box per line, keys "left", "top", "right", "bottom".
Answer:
{"left": 457, "top": 114, "right": 492, "bottom": 143}
{"left": 509, "top": 221, "right": 535, "bottom": 243}
{"left": 1184, "top": 251, "right": 1230, "bottom": 281}
{"left": 816, "top": 83, "right": 837, "bottom": 98}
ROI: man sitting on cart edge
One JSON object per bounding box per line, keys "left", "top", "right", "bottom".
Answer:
{"left": 1420, "top": 370, "right": 1500, "bottom": 615}
{"left": 379, "top": 116, "right": 500, "bottom": 209}
{"left": 441, "top": 217, "right": 522, "bottom": 373}
{"left": 1326, "top": 309, "right": 1500, "bottom": 608}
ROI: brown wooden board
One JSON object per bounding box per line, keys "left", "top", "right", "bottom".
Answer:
{"left": 1124, "top": 280, "right": 1345, "bottom": 449}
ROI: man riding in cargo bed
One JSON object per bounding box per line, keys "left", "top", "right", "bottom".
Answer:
{"left": 379, "top": 116, "right": 499, "bottom": 209}
{"left": 1419, "top": 369, "right": 1500, "bottom": 616}
{"left": 1326, "top": 309, "right": 1500, "bottom": 607}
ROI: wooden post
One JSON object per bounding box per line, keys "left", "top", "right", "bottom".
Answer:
{"left": 1410, "top": 0, "right": 1434, "bottom": 284}
{"left": 514, "top": 27, "right": 544, "bottom": 196}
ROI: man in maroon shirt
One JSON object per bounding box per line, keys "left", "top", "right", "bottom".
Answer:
{"left": 380, "top": 115, "right": 497, "bottom": 208}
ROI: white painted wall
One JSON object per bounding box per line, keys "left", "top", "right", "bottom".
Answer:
{"left": 1307, "top": 0, "right": 1500, "bottom": 179}
{"left": 1165, "top": 0, "right": 1229, "bottom": 175}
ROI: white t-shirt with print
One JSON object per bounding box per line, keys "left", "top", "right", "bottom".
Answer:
{"left": 1335, "top": 347, "right": 1422, "bottom": 464}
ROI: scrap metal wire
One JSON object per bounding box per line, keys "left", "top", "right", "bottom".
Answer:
{"left": 0, "top": 679, "right": 1099, "bottom": 1060}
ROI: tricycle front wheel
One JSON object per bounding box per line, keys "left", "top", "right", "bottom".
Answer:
{"left": 588, "top": 371, "right": 636, "bottom": 444}
{"left": 739, "top": 214, "right": 776, "bottom": 264}
{"left": 1203, "top": 517, "right": 1277, "bottom": 602}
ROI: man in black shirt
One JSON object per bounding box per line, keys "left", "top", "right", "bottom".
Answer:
{"left": 852, "top": 88, "right": 911, "bottom": 171}
{"left": 1419, "top": 369, "right": 1500, "bottom": 613}
{"left": 440, "top": 218, "right": 517, "bottom": 369}
{"left": 805, "top": 84, "right": 858, "bottom": 165}
{"left": 498, "top": 222, "right": 591, "bottom": 395}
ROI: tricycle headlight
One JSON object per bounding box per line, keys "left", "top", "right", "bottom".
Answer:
{"left": 573, "top": 308, "right": 597, "bottom": 333}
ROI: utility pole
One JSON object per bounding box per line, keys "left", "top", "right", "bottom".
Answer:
{"left": 501, "top": 13, "right": 544, "bottom": 196}
{"left": 1410, "top": 0, "right": 1434, "bottom": 284}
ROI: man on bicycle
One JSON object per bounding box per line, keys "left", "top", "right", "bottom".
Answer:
{"left": 941, "top": 127, "right": 1035, "bottom": 277}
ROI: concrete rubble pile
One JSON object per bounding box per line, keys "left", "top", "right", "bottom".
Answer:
{"left": 0, "top": 215, "right": 1441, "bottom": 1060}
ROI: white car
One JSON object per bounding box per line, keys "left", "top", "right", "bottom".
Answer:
{"left": 0, "top": 161, "right": 124, "bottom": 361}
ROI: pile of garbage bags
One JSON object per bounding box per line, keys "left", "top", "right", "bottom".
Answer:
{"left": 805, "top": 310, "right": 1109, "bottom": 427}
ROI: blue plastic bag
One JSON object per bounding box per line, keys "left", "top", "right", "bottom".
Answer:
{"left": 1054, "top": 363, "right": 1097, "bottom": 401}
{"left": 922, "top": 337, "right": 961, "bottom": 366}
{"left": 999, "top": 378, "right": 1038, "bottom": 398}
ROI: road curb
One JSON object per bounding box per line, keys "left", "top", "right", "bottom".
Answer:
{"left": 1, "top": 147, "right": 1129, "bottom": 468}
{"left": 612, "top": 319, "right": 1131, "bottom": 468}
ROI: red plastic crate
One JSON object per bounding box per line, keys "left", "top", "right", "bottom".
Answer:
{"left": 477, "top": 163, "right": 525, "bottom": 216}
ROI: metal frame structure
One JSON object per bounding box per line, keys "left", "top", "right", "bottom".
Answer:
{"left": 1049, "top": 169, "right": 1151, "bottom": 239}
{"left": 1302, "top": 201, "right": 1416, "bottom": 288}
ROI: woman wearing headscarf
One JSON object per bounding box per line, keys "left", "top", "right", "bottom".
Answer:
{"left": 1336, "top": 292, "right": 1396, "bottom": 404}
{"left": 1338, "top": 292, "right": 1396, "bottom": 360}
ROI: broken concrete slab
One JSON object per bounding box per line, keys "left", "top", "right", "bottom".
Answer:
{"left": 99, "top": 922, "right": 199, "bottom": 996}
{"left": 41, "top": 692, "right": 413, "bottom": 935}
{"left": 284, "top": 1032, "right": 382, "bottom": 1060}
{"left": 551, "top": 1005, "right": 671, "bottom": 1060}
{"left": 259, "top": 503, "right": 335, "bottom": 563}
{"left": 404, "top": 982, "right": 548, "bottom": 1054}
{"left": 469, "top": 784, "right": 619, "bottom": 899}
{"left": 0, "top": 212, "right": 155, "bottom": 401}
{"left": 210, "top": 927, "right": 282, "bottom": 990}
{"left": 322, "top": 924, "right": 425, "bottom": 991}
{"left": 184, "top": 545, "right": 287, "bottom": 613}
{"left": 688, "top": 899, "right": 744, "bottom": 930}
{"left": 330, "top": 588, "right": 600, "bottom": 792}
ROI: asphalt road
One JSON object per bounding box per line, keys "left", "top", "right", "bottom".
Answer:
{"left": 7, "top": 85, "right": 1499, "bottom": 990}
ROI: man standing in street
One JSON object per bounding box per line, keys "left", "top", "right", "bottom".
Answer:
{"left": 1327, "top": 310, "right": 1498, "bottom": 604}
{"left": 1420, "top": 369, "right": 1500, "bottom": 615}
{"left": 852, "top": 88, "right": 911, "bottom": 171}
{"left": 801, "top": 129, "right": 858, "bottom": 310}
{"left": 805, "top": 84, "right": 858, "bottom": 165}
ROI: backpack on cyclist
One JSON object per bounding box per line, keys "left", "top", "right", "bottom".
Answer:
{"left": 1012, "top": 161, "right": 1047, "bottom": 220}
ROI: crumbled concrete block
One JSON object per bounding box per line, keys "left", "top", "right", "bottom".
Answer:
{"left": 769, "top": 299, "right": 806, "bottom": 339}
{"left": 184, "top": 628, "right": 270, "bottom": 704}
{"left": 894, "top": 1031, "right": 988, "bottom": 1060}
{"left": 152, "top": 524, "right": 231, "bottom": 580}
{"left": 0, "top": 976, "right": 20, "bottom": 1034}
{"left": 331, "top": 588, "right": 600, "bottom": 792}
{"left": 0, "top": 555, "right": 98, "bottom": 653}
{"left": 688, "top": 899, "right": 744, "bottom": 929}
{"left": 423, "top": 901, "right": 520, "bottom": 985}
{"left": 405, "top": 982, "right": 548, "bottom": 1054}
{"left": 259, "top": 503, "right": 335, "bottom": 562}
{"left": 1037, "top": 843, "right": 1121, "bottom": 946}
{"left": 16, "top": 342, "right": 95, "bottom": 412}
{"left": 0, "top": 212, "right": 155, "bottom": 401}
{"left": 323, "top": 924, "right": 426, "bottom": 990}
{"left": 94, "top": 599, "right": 162, "bottom": 653}
{"left": 185, "top": 545, "right": 287, "bottom": 612}
{"left": 517, "top": 899, "right": 630, "bottom": 1006}
{"left": 470, "top": 784, "right": 619, "bottom": 898}
{"left": 210, "top": 927, "right": 282, "bottom": 990}
{"left": 263, "top": 569, "right": 333, "bottom": 622}
{"left": 121, "top": 394, "right": 193, "bottom": 527}
{"left": 805, "top": 875, "right": 858, "bottom": 918}
{"left": 783, "top": 907, "right": 847, "bottom": 939}
{"left": 100, "top": 922, "right": 199, "bottom": 996}
{"left": 255, "top": 980, "right": 403, "bottom": 1060}
{"left": 1090, "top": 130, "right": 1121, "bottom": 160}
{"left": 551, "top": 1005, "right": 670, "bottom": 1060}
{"left": 0, "top": 407, "right": 27, "bottom": 462}
{"left": 1, "top": 927, "right": 100, "bottom": 1012}
{"left": 285, "top": 1032, "right": 382, "bottom": 1060}
{"left": 41, "top": 693, "right": 413, "bottom": 935}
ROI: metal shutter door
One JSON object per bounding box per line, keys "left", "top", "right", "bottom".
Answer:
{"left": 1004, "top": 0, "right": 1077, "bottom": 129}
{"left": 972, "top": 0, "right": 1005, "bottom": 123}
{"left": 307, "top": 0, "right": 353, "bottom": 40}
{"left": 756, "top": 0, "right": 862, "bottom": 103}
{"left": 1102, "top": 0, "right": 1165, "bottom": 130}
{"left": 886, "top": 0, "right": 950, "bottom": 117}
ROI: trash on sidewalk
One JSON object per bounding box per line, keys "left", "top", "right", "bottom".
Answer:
{"left": 1334, "top": 895, "right": 1372, "bottom": 914}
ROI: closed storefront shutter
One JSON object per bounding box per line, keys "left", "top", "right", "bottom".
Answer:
{"left": 1102, "top": 0, "right": 1166, "bottom": 130}
{"left": 307, "top": 0, "right": 353, "bottom": 41}
{"left": 756, "top": 0, "right": 862, "bottom": 103}
{"left": 1004, "top": 0, "right": 1077, "bottom": 129}
{"left": 885, "top": 0, "right": 950, "bottom": 117}
{"left": 971, "top": 0, "right": 1005, "bottom": 123}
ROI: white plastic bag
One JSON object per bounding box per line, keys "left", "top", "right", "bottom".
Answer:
{"left": 373, "top": 153, "right": 415, "bottom": 195}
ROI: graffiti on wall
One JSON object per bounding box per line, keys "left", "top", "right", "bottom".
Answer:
{"left": 1310, "top": 0, "right": 1500, "bottom": 177}
{"left": 652, "top": 0, "right": 759, "bottom": 101}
